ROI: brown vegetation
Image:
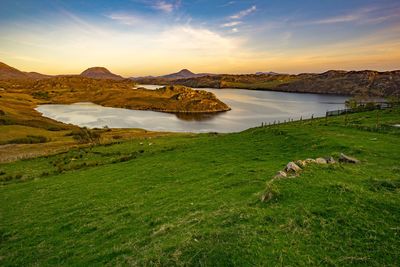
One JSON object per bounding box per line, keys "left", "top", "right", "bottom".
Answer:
{"left": 135, "top": 70, "right": 400, "bottom": 97}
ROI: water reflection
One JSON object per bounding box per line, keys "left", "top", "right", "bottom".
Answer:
{"left": 174, "top": 112, "right": 224, "bottom": 121}
{"left": 36, "top": 87, "right": 348, "bottom": 133}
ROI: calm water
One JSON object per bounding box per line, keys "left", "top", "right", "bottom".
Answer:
{"left": 36, "top": 87, "right": 348, "bottom": 133}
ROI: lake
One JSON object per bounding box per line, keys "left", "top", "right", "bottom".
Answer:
{"left": 36, "top": 87, "right": 348, "bottom": 133}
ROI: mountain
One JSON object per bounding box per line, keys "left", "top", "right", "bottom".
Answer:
{"left": 0, "top": 62, "right": 29, "bottom": 79}
{"left": 24, "top": 72, "right": 52, "bottom": 79}
{"left": 0, "top": 62, "right": 51, "bottom": 80}
{"left": 168, "top": 70, "right": 400, "bottom": 97}
{"left": 131, "top": 69, "right": 215, "bottom": 84}
{"left": 255, "top": 71, "right": 280, "bottom": 75}
{"left": 161, "top": 69, "right": 199, "bottom": 79}
{"left": 80, "top": 67, "right": 123, "bottom": 80}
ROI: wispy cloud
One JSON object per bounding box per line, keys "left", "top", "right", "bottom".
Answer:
{"left": 221, "top": 1, "right": 236, "bottom": 7}
{"left": 221, "top": 21, "right": 242, "bottom": 27}
{"left": 152, "top": 0, "right": 180, "bottom": 13}
{"left": 107, "top": 13, "right": 143, "bottom": 26}
{"left": 230, "top": 5, "right": 256, "bottom": 20}
{"left": 308, "top": 6, "right": 400, "bottom": 25}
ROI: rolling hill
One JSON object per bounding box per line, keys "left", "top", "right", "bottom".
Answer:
{"left": 0, "top": 62, "right": 51, "bottom": 80}
{"left": 80, "top": 67, "right": 124, "bottom": 80}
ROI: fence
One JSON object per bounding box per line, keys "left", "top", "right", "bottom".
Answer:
{"left": 259, "top": 101, "right": 399, "bottom": 128}
{"left": 325, "top": 102, "right": 396, "bottom": 117}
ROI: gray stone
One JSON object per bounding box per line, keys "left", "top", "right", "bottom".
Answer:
{"left": 304, "top": 158, "right": 316, "bottom": 164}
{"left": 325, "top": 156, "right": 336, "bottom": 164}
{"left": 339, "top": 153, "right": 360, "bottom": 164}
{"left": 315, "top": 158, "right": 327, "bottom": 164}
{"left": 285, "top": 162, "right": 302, "bottom": 173}
{"left": 274, "top": 171, "right": 287, "bottom": 179}
{"left": 295, "top": 160, "right": 306, "bottom": 167}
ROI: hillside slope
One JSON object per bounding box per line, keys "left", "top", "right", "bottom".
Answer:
{"left": 0, "top": 62, "right": 28, "bottom": 79}
{"left": 153, "top": 70, "right": 400, "bottom": 97}
{"left": 1, "top": 108, "right": 400, "bottom": 265}
{"left": 0, "top": 62, "right": 51, "bottom": 80}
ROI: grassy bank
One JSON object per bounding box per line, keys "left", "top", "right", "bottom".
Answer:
{"left": 1, "top": 108, "right": 400, "bottom": 266}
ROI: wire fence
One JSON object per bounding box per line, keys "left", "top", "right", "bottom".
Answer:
{"left": 325, "top": 102, "right": 395, "bottom": 117}
{"left": 259, "top": 101, "right": 399, "bottom": 128}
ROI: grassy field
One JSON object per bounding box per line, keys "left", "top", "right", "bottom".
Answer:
{"left": 1, "top": 108, "right": 400, "bottom": 266}
{"left": 0, "top": 89, "right": 179, "bottom": 162}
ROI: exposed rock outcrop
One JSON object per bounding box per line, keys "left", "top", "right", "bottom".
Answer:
{"left": 261, "top": 153, "right": 360, "bottom": 202}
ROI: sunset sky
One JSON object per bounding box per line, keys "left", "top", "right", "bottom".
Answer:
{"left": 1, "top": 0, "right": 399, "bottom": 76}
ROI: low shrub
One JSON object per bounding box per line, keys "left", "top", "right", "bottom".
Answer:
{"left": 1, "top": 135, "right": 48, "bottom": 145}
{"left": 69, "top": 128, "right": 101, "bottom": 144}
{"left": 32, "top": 91, "right": 50, "bottom": 100}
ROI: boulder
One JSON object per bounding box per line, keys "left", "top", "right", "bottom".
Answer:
{"left": 325, "top": 156, "right": 336, "bottom": 164}
{"left": 304, "top": 158, "right": 316, "bottom": 164}
{"left": 315, "top": 158, "right": 327, "bottom": 164}
{"left": 274, "top": 171, "right": 287, "bottom": 179}
{"left": 295, "top": 160, "right": 306, "bottom": 167}
{"left": 339, "top": 153, "right": 360, "bottom": 164}
{"left": 285, "top": 162, "right": 302, "bottom": 173}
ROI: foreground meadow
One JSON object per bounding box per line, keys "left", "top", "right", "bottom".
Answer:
{"left": 1, "top": 108, "right": 400, "bottom": 266}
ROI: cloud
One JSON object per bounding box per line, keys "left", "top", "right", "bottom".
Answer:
{"left": 152, "top": 1, "right": 179, "bottom": 13}
{"left": 159, "top": 25, "right": 240, "bottom": 54}
{"left": 221, "top": 21, "right": 242, "bottom": 27}
{"left": 313, "top": 14, "right": 358, "bottom": 25}
{"left": 308, "top": 6, "right": 400, "bottom": 25}
{"left": 221, "top": 1, "right": 236, "bottom": 7}
{"left": 107, "top": 13, "right": 143, "bottom": 26}
{"left": 230, "top": 5, "right": 256, "bottom": 20}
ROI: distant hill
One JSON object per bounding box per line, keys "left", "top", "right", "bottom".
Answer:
{"left": 0, "top": 62, "right": 29, "bottom": 79}
{"left": 131, "top": 69, "right": 215, "bottom": 84}
{"left": 168, "top": 70, "right": 400, "bottom": 97}
{"left": 24, "top": 72, "right": 52, "bottom": 79}
{"left": 255, "top": 71, "right": 280, "bottom": 75}
{"left": 161, "top": 69, "right": 201, "bottom": 79}
{"left": 80, "top": 67, "right": 123, "bottom": 80}
{"left": 0, "top": 62, "right": 51, "bottom": 80}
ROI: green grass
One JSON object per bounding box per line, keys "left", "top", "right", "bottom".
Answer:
{"left": 1, "top": 108, "right": 400, "bottom": 266}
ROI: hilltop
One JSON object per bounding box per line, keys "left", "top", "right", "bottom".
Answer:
{"left": 0, "top": 62, "right": 50, "bottom": 80}
{"left": 80, "top": 67, "right": 123, "bottom": 80}
{"left": 0, "top": 62, "right": 123, "bottom": 81}
{"left": 131, "top": 69, "right": 213, "bottom": 83}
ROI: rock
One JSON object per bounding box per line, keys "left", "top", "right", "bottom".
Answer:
{"left": 315, "top": 158, "right": 327, "bottom": 164}
{"left": 339, "top": 153, "right": 360, "bottom": 164}
{"left": 325, "top": 156, "right": 336, "bottom": 164}
{"left": 304, "top": 158, "right": 316, "bottom": 164}
{"left": 285, "top": 162, "right": 302, "bottom": 173}
{"left": 274, "top": 171, "right": 287, "bottom": 179}
{"left": 295, "top": 160, "right": 306, "bottom": 167}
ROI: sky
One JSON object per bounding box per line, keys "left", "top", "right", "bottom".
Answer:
{"left": 0, "top": 0, "right": 399, "bottom": 76}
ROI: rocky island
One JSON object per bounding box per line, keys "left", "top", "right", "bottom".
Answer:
{"left": 25, "top": 77, "right": 230, "bottom": 113}
{"left": 0, "top": 64, "right": 230, "bottom": 116}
